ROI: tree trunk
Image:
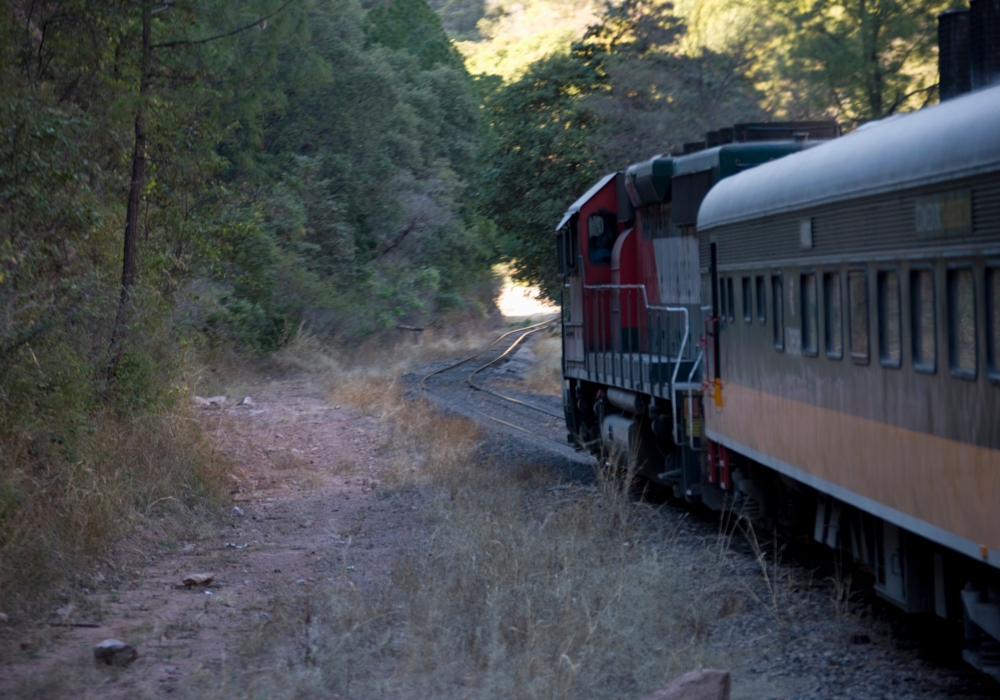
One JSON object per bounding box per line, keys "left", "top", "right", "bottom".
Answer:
{"left": 107, "top": 0, "right": 153, "bottom": 385}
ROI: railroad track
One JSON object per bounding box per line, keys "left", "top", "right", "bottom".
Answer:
{"left": 419, "top": 319, "right": 582, "bottom": 455}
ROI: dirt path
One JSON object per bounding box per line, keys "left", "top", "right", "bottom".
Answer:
{"left": 0, "top": 380, "right": 423, "bottom": 698}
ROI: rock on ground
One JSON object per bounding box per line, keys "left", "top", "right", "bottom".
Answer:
{"left": 641, "top": 669, "right": 731, "bottom": 700}
{"left": 93, "top": 639, "right": 138, "bottom": 667}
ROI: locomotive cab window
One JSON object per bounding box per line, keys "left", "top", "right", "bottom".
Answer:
{"left": 566, "top": 219, "right": 580, "bottom": 271}
{"left": 756, "top": 275, "right": 766, "bottom": 324}
{"left": 910, "top": 268, "right": 936, "bottom": 373}
{"left": 557, "top": 223, "right": 578, "bottom": 275}
{"left": 556, "top": 231, "right": 567, "bottom": 275}
{"left": 877, "top": 269, "right": 902, "bottom": 368}
{"left": 948, "top": 267, "right": 977, "bottom": 379}
{"left": 848, "top": 269, "right": 869, "bottom": 364}
{"left": 772, "top": 273, "right": 784, "bottom": 351}
{"left": 823, "top": 271, "right": 843, "bottom": 359}
{"left": 989, "top": 265, "right": 1000, "bottom": 381}
{"left": 801, "top": 273, "right": 818, "bottom": 356}
{"left": 742, "top": 277, "right": 752, "bottom": 323}
{"left": 587, "top": 212, "right": 617, "bottom": 264}
{"left": 556, "top": 227, "right": 579, "bottom": 276}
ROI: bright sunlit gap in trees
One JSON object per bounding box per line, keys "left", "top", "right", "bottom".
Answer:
{"left": 494, "top": 265, "right": 559, "bottom": 319}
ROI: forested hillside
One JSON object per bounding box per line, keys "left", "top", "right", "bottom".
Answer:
{"left": 0, "top": 0, "right": 492, "bottom": 598}
{"left": 468, "top": 0, "right": 960, "bottom": 292}
{"left": 0, "top": 0, "right": 957, "bottom": 600}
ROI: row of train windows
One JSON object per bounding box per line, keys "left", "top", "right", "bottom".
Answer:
{"left": 719, "top": 266, "right": 1000, "bottom": 380}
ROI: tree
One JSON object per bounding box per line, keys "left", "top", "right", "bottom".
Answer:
{"left": 366, "top": 0, "right": 466, "bottom": 69}
{"left": 479, "top": 0, "right": 766, "bottom": 296}
{"left": 106, "top": 0, "right": 292, "bottom": 381}
{"left": 774, "top": 0, "right": 958, "bottom": 123}
{"left": 581, "top": 0, "right": 765, "bottom": 164}
{"left": 479, "top": 51, "right": 607, "bottom": 299}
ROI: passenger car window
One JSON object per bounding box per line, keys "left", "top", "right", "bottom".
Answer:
{"left": 989, "top": 266, "right": 1000, "bottom": 380}
{"left": 948, "top": 267, "right": 976, "bottom": 378}
{"left": 727, "top": 278, "right": 735, "bottom": 323}
{"left": 718, "top": 277, "right": 727, "bottom": 320}
{"left": 742, "top": 277, "right": 751, "bottom": 323}
{"left": 801, "top": 273, "right": 818, "bottom": 356}
{"left": 848, "top": 269, "right": 869, "bottom": 363}
{"left": 756, "top": 276, "right": 766, "bottom": 324}
{"left": 878, "top": 269, "right": 901, "bottom": 368}
{"left": 587, "top": 213, "right": 616, "bottom": 264}
{"left": 823, "top": 272, "right": 843, "bottom": 359}
{"left": 772, "top": 273, "right": 784, "bottom": 351}
{"left": 910, "top": 269, "right": 936, "bottom": 373}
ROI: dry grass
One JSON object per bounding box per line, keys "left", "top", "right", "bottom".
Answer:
{"left": 207, "top": 361, "right": 734, "bottom": 700}
{"left": 274, "top": 324, "right": 508, "bottom": 380}
{"left": 0, "top": 405, "right": 229, "bottom": 611}
{"left": 521, "top": 329, "right": 563, "bottom": 395}
{"left": 0, "top": 330, "right": 896, "bottom": 698}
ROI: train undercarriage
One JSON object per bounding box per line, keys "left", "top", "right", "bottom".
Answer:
{"left": 563, "top": 375, "right": 1000, "bottom": 682}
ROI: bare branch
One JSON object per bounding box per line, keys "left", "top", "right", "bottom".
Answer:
{"left": 376, "top": 219, "right": 426, "bottom": 260}
{"left": 152, "top": 0, "right": 294, "bottom": 50}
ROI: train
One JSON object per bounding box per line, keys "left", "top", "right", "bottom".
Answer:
{"left": 556, "top": 2, "right": 1000, "bottom": 680}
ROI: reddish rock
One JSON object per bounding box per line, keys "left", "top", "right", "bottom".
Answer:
{"left": 182, "top": 573, "right": 215, "bottom": 586}
{"left": 641, "top": 669, "right": 731, "bottom": 700}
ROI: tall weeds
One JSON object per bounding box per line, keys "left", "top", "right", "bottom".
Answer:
{"left": 0, "top": 404, "right": 229, "bottom": 605}
{"left": 521, "top": 329, "right": 563, "bottom": 395}
{"left": 0, "top": 314, "right": 231, "bottom": 609}
{"left": 230, "top": 363, "right": 727, "bottom": 699}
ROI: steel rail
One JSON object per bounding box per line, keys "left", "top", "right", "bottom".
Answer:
{"left": 419, "top": 319, "right": 574, "bottom": 450}
{"left": 419, "top": 318, "right": 555, "bottom": 390}
{"left": 466, "top": 325, "right": 564, "bottom": 419}
{"left": 424, "top": 388, "right": 571, "bottom": 451}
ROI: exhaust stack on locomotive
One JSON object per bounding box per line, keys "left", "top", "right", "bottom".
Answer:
{"left": 939, "top": 0, "right": 1000, "bottom": 99}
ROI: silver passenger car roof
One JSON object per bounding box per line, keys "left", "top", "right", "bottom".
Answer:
{"left": 697, "top": 85, "right": 1000, "bottom": 231}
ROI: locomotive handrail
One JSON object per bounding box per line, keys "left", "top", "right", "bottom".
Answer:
{"left": 688, "top": 304, "right": 712, "bottom": 450}
{"left": 583, "top": 275, "right": 690, "bottom": 443}
{"left": 581, "top": 281, "right": 677, "bottom": 314}
{"left": 686, "top": 347, "right": 704, "bottom": 450}
{"left": 667, "top": 305, "right": 689, "bottom": 445}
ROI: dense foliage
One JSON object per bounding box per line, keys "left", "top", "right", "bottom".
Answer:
{"left": 0, "top": 0, "right": 494, "bottom": 598}
{"left": 478, "top": 0, "right": 766, "bottom": 294}
{"left": 0, "top": 0, "right": 954, "bottom": 598}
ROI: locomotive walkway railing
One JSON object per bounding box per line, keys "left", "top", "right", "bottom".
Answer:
{"left": 573, "top": 276, "right": 701, "bottom": 445}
